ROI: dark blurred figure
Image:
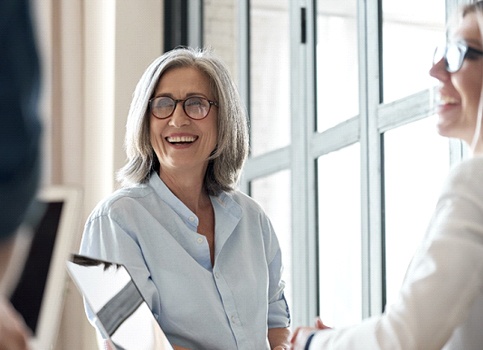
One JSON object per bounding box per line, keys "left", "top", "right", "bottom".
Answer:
{"left": 0, "top": 0, "right": 42, "bottom": 348}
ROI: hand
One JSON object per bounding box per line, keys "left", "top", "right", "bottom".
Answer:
{"left": 290, "top": 317, "right": 331, "bottom": 350}
{"left": 0, "top": 298, "right": 30, "bottom": 350}
{"left": 314, "top": 317, "right": 330, "bottom": 330}
{"left": 291, "top": 326, "right": 318, "bottom": 350}
{"left": 103, "top": 339, "right": 115, "bottom": 350}
{"left": 172, "top": 345, "right": 191, "bottom": 350}
{"left": 268, "top": 327, "right": 291, "bottom": 350}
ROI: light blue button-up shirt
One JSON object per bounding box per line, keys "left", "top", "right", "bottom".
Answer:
{"left": 80, "top": 172, "right": 290, "bottom": 349}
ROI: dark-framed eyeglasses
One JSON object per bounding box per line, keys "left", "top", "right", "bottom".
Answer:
{"left": 433, "top": 41, "right": 483, "bottom": 73}
{"left": 149, "top": 96, "right": 219, "bottom": 120}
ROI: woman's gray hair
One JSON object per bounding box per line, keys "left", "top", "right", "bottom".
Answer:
{"left": 116, "top": 47, "right": 249, "bottom": 195}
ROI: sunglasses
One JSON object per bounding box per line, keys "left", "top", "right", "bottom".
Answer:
{"left": 433, "top": 41, "right": 483, "bottom": 73}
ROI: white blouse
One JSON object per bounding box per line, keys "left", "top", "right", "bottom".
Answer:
{"left": 310, "top": 156, "right": 483, "bottom": 350}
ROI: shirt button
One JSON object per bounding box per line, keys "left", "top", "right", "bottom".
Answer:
{"left": 189, "top": 216, "right": 195, "bottom": 222}
{"left": 197, "top": 237, "right": 203, "bottom": 244}
{"left": 231, "top": 315, "right": 238, "bottom": 324}
{"left": 214, "top": 272, "right": 220, "bottom": 278}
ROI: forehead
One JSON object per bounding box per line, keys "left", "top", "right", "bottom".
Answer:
{"left": 453, "top": 12, "right": 483, "bottom": 47}
{"left": 155, "top": 66, "right": 212, "bottom": 95}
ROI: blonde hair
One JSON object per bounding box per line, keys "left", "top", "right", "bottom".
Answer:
{"left": 462, "top": 1, "right": 483, "bottom": 17}
{"left": 116, "top": 47, "right": 249, "bottom": 195}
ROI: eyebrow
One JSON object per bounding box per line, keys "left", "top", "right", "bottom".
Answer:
{"left": 462, "top": 38, "right": 483, "bottom": 49}
{"left": 152, "top": 92, "right": 210, "bottom": 99}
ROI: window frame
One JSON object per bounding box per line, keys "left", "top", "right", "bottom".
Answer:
{"left": 238, "top": 0, "right": 468, "bottom": 327}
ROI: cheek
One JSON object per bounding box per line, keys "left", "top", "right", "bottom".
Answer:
{"left": 149, "top": 131, "right": 156, "bottom": 149}
{"left": 149, "top": 117, "right": 165, "bottom": 135}
{"left": 466, "top": 83, "right": 482, "bottom": 113}
{"left": 454, "top": 73, "right": 482, "bottom": 110}
{"left": 148, "top": 124, "right": 156, "bottom": 145}
{"left": 149, "top": 119, "right": 165, "bottom": 149}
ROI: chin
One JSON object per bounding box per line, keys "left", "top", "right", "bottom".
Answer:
{"left": 437, "top": 121, "right": 473, "bottom": 142}
{"left": 436, "top": 119, "right": 453, "bottom": 138}
{"left": 436, "top": 111, "right": 464, "bottom": 136}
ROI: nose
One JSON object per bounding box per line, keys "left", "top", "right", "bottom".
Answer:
{"left": 429, "top": 57, "right": 449, "bottom": 81}
{"left": 168, "top": 102, "right": 190, "bottom": 127}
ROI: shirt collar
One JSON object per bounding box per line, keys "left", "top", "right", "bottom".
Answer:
{"left": 148, "top": 173, "right": 198, "bottom": 229}
{"left": 147, "top": 172, "right": 242, "bottom": 229}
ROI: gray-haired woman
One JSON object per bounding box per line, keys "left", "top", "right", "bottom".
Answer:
{"left": 80, "top": 47, "right": 291, "bottom": 350}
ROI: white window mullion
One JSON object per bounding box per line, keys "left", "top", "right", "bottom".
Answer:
{"left": 358, "top": 0, "right": 384, "bottom": 318}
{"left": 290, "top": 0, "right": 319, "bottom": 327}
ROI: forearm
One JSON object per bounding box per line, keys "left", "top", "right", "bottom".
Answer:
{"left": 268, "top": 327, "right": 291, "bottom": 349}
{"left": 172, "top": 345, "right": 190, "bottom": 350}
{"left": 0, "top": 298, "right": 30, "bottom": 350}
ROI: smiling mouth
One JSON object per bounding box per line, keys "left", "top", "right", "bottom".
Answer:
{"left": 166, "top": 136, "right": 198, "bottom": 144}
{"left": 440, "top": 95, "right": 459, "bottom": 105}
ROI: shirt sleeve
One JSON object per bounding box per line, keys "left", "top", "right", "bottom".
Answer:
{"left": 80, "top": 209, "right": 162, "bottom": 319}
{"left": 264, "top": 215, "right": 291, "bottom": 329}
{"left": 309, "top": 158, "right": 483, "bottom": 349}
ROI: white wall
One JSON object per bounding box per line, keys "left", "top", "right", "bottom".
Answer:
{"left": 35, "top": 0, "right": 163, "bottom": 348}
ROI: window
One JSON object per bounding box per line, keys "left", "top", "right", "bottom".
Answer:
{"left": 317, "top": 144, "right": 361, "bottom": 326}
{"left": 248, "top": 0, "right": 291, "bottom": 156}
{"left": 316, "top": 0, "right": 359, "bottom": 132}
{"left": 382, "top": 0, "right": 445, "bottom": 103}
{"left": 237, "top": 0, "right": 293, "bottom": 311}
{"left": 251, "top": 171, "right": 292, "bottom": 306}
{"left": 383, "top": 117, "right": 450, "bottom": 306}
{"left": 238, "top": 0, "right": 465, "bottom": 328}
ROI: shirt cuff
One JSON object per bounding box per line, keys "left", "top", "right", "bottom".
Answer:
{"left": 305, "top": 332, "right": 316, "bottom": 350}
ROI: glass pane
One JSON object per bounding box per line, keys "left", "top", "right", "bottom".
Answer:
{"left": 384, "top": 116, "right": 450, "bottom": 306}
{"left": 250, "top": 170, "right": 293, "bottom": 310}
{"left": 250, "top": 0, "right": 290, "bottom": 156}
{"left": 316, "top": 0, "right": 359, "bottom": 132}
{"left": 382, "top": 0, "right": 445, "bottom": 103}
{"left": 318, "top": 143, "right": 361, "bottom": 326}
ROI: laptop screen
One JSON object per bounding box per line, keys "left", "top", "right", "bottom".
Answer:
{"left": 66, "top": 254, "right": 173, "bottom": 350}
{"left": 6, "top": 185, "right": 82, "bottom": 350}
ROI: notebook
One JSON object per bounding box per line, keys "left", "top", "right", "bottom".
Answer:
{"left": 66, "top": 254, "right": 173, "bottom": 350}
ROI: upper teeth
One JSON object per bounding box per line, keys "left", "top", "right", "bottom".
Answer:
{"left": 167, "top": 136, "right": 196, "bottom": 143}
{"left": 441, "top": 96, "right": 458, "bottom": 104}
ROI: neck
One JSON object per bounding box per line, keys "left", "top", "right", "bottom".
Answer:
{"left": 159, "top": 170, "right": 209, "bottom": 214}
{"left": 467, "top": 134, "right": 483, "bottom": 156}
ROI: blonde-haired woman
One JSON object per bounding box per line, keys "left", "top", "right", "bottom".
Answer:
{"left": 292, "top": 2, "right": 483, "bottom": 349}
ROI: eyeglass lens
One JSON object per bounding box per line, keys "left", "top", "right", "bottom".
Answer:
{"left": 151, "top": 97, "right": 212, "bottom": 119}
{"left": 446, "top": 44, "right": 465, "bottom": 72}
{"left": 433, "top": 43, "right": 467, "bottom": 73}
